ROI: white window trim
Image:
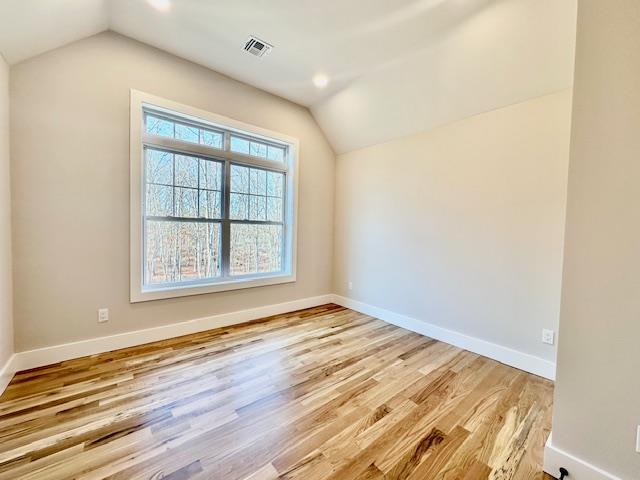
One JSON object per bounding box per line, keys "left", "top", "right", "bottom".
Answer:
{"left": 130, "top": 90, "right": 299, "bottom": 303}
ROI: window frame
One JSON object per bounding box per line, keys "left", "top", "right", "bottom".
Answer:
{"left": 130, "top": 90, "right": 298, "bottom": 303}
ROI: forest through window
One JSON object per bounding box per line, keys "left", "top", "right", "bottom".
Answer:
{"left": 140, "top": 109, "right": 292, "bottom": 291}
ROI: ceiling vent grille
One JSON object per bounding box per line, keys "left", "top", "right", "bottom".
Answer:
{"left": 244, "top": 36, "right": 273, "bottom": 58}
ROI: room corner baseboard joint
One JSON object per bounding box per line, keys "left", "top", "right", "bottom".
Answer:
{"left": 0, "top": 353, "right": 16, "bottom": 398}
{"left": 1, "top": 292, "right": 558, "bottom": 398}
{"left": 330, "top": 294, "right": 556, "bottom": 381}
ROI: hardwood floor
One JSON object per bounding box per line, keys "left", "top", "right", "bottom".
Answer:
{"left": 0, "top": 304, "right": 555, "bottom": 479}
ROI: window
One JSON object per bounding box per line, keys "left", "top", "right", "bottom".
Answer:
{"left": 130, "top": 91, "right": 297, "bottom": 302}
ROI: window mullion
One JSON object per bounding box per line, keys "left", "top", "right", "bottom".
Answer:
{"left": 142, "top": 135, "right": 288, "bottom": 173}
{"left": 221, "top": 150, "right": 231, "bottom": 278}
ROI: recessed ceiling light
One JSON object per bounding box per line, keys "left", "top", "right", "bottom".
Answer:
{"left": 313, "top": 74, "right": 329, "bottom": 89}
{"left": 148, "top": 0, "right": 171, "bottom": 11}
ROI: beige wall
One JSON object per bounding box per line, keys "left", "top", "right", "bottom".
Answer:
{"left": 10, "top": 32, "right": 335, "bottom": 351}
{"left": 551, "top": 1, "right": 640, "bottom": 477}
{"left": 0, "top": 54, "right": 13, "bottom": 368}
{"left": 334, "top": 90, "right": 572, "bottom": 363}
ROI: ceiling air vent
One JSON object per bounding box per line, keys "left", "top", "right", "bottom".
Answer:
{"left": 244, "top": 36, "right": 273, "bottom": 58}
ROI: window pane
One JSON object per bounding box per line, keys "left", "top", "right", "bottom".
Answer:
{"left": 146, "top": 149, "right": 173, "bottom": 185}
{"left": 230, "top": 193, "right": 248, "bottom": 220}
{"left": 199, "top": 190, "right": 221, "bottom": 219}
{"left": 146, "top": 184, "right": 173, "bottom": 216}
{"left": 266, "top": 171, "right": 284, "bottom": 197}
{"left": 250, "top": 168, "right": 267, "bottom": 195}
{"left": 267, "top": 145, "right": 285, "bottom": 162}
{"left": 175, "top": 187, "right": 198, "bottom": 217}
{"left": 231, "top": 165, "right": 249, "bottom": 193}
{"left": 231, "top": 135, "right": 285, "bottom": 161}
{"left": 146, "top": 113, "right": 223, "bottom": 150}
{"left": 249, "top": 195, "right": 267, "bottom": 221}
{"left": 230, "top": 136, "right": 250, "bottom": 155}
{"left": 175, "top": 154, "right": 198, "bottom": 188}
{"left": 145, "top": 220, "right": 178, "bottom": 284}
{"left": 201, "top": 130, "right": 223, "bottom": 149}
{"left": 230, "top": 224, "right": 283, "bottom": 276}
{"left": 145, "top": 220, "right": 221, "bottom": 285}
{"left": 175, "top": 123, "right": 200, "bottom": 143}
{"left": 146, "top": 115, "right": 174, "bottom": 137}
{"left": 177, "top": 222, "right": 222, "bottom": 281}
{"left": 230, "top": 166, "right": 282, "bottom": 221}
{"left": 266, "top": 197, "right": 283, "bottom": 222}
{"left": 199, "top": 159, "right": 221, "bottom": 190}
{"left": 250, "top": 141, "right": 267, "bottom": 158}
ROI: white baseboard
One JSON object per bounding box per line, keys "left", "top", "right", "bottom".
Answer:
{"left": 1, "top": 294, "right": 333, "bottom": 391}
{"left": 0, "top": 294, "right": 622, "bottom": 479}
{"left": 544, "top": 433, "right": 623, "bottom": 480}
{"left": 331, "top": 295, "right": 556, "bottom": 381}
{"left": 0, "top": 353, "right": 16, "bottom": 396}
{"left": 1, "top": 292, "right": 556, "bottom": 399}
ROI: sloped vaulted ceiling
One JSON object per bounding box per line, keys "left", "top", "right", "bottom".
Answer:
{"left": 312, "top": 0, "right": 577, "bottom": 153}
{"left": 0, "top": 0, "right": 108, "bottom": 64}
{"left": 0, "top": 0, "right": 577, "bottom": 154}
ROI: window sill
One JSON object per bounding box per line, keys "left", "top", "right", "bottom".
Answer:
{"left": 131, "top": 273, "right": 296, "bottom": 303}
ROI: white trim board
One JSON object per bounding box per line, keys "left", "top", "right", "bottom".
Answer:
{"left": 544, "top": 434, "right": 624, "bottom": 480}
{"left": 1, "top": 292, "right": 557, "bottom": 398}
{"left": 331, "top": 295, "right": 556, "bottom": 380}
{"left": 1, "top": 294, "right": 333, "bottom": 393}
{"left": 0, "top": 295, "right": 622, "bottom": 478}
{"left": 0, "top": 353, "right": 17, "bottom": 398}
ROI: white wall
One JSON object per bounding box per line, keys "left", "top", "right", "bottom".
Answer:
{"left": 0, "top": 54, "right": 13, "bottom": 378}
{"left": 334, "top": 90, "right": 572, "bottom": 364}
{"left": 550, "top": 1, "right": 640, "bottom": 477}
{"left": 10, "top": 32, "right": 335, "bottom": 352}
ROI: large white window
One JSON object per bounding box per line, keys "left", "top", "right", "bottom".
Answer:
{"left": 130, "top": 91, "right": 298, "bottom": 302}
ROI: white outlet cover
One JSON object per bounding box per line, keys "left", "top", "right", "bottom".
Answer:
{"left": 98, "top": 308, "right": 109, "bottom": 323}
{"left": 348, "top": 281, "right": 353, "bottom": 290}
{"left": 636, "top": 425, "right": 640, "bottom": 453}
{"left": 542, "top": 329, "right": 555, "bottom": 345}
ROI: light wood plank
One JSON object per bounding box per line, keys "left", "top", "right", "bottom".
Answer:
{"left": 0, "top": 304, "right": 553, "bottom": 479}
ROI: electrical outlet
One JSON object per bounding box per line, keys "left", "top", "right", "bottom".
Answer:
{"left": 636, "top": 425, "right": 640, "bottom": 453}
{"left": 348, "top": 281, "right": 353, "bottom": 291}
{"left": 98, "top": 308, "right": 109, "bottom": 324}
{"left": 542, "top": 329, "right": 555, "bottom": 345}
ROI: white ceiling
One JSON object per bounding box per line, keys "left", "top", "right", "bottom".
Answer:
{"left": 0, "top": 0, "right": 108, "bottom": 65}
{"left": 0, "top": 0, "right": 577, "bottom": 153}
{"left": 313, "top": 0, "right": 578, "bottom": 153}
